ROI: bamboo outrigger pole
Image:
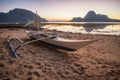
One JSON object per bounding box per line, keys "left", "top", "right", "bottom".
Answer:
{"left": 6, "top": 35, "right": 56, "bottom": 58}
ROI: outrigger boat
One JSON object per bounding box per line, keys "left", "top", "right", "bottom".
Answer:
{"left": 7, "top": 27, "right": 101, "bottom": 58}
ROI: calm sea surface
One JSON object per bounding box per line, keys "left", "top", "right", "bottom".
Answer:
{"left": 42, "top": 22, "right": 120, "bottom": 36}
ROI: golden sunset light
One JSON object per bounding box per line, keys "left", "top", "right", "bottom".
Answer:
{"left": 0, "top": 0, "right": 120, "bottom": 21}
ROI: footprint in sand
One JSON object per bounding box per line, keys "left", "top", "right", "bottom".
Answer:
{"left": 8, "top": 59, "right": 14, "bottom": 64}
{"left": 27, "top": 71, "right": 32, "bottom": 76}
{"left": 0, "top": 63, "right": 4, "bottom": 67}
{"left": 0, "top": 55, "right": 4, "bottom": 60}
{"left": 0, "top": 48, "right": 3, "bottom": 53}
{"left": 35, "top": 62, "right": 41, "bottom": 65}
{"left": 24, "top": 65, "right": 33, "bottom": 70}
{"left": 33, "top": 71, "right": 41, "bottom": 77}
{"left": 57, "top": 70, "right": 69, "bottom": 78}
{"left": 2, "top": 78, "right": 11, "bottom": 80}
{"left": 27, "top": 77, "right": 33, "bottom": 80}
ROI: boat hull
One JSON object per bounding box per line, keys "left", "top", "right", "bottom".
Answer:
{"left": 26, "top": 31, "right": 100, "bottom": 51}
{"left": 39, "top": 40, "right": 77, "bottom": 51}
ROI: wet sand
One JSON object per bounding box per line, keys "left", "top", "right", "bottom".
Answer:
{"left": 0, "top": 28, "right": 120, "bottom": 80}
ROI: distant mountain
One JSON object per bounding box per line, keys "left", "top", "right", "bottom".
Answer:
{"left": 84, "top": 11, "right": 111, "bottom": 22}
{"left": 70, "top": 11, "right": 120, "bottom": 22}
{"left": 69, "top": 17, "right": 83, "bottom": 22}
{"left": 0, "top": 8, "right": 48, "bottom": 24}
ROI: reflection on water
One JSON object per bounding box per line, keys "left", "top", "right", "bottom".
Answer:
{"left": 42, "top": 23, "right": 120, "bottom": 36}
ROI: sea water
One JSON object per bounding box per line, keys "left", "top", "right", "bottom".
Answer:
{"left": 42, "top": 22, "right": 120, "bottom": 36}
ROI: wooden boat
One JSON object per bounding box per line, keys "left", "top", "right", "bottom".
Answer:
{"left": 6, "top": 31, "right": 101, "bottom": 58}
{"left": 25, "top": 30, "right": 101, "bottom": 51}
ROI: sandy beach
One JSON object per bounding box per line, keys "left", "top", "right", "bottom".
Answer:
{"left": 0, "top": 28, "right": 120, "bottom": 80}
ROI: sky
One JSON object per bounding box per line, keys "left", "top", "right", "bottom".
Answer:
{"left": 0, "top": 0, "right": 120, "bottom": 21}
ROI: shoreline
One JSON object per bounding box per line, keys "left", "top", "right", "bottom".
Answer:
{"left": 0, "top": 28, "right": 120, "bottom": 80}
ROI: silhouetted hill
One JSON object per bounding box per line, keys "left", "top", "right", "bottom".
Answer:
{"left": 0, "top": 8, "right": 48, "bottom": 24}
{"left": 70, "top": 11, "right": 120, "bottom": 22}
{"left": 84, "top": 11, "right": 111, "bottom": 22}
{"left": 69, "top": 17, "right": 83, "bottom": 22}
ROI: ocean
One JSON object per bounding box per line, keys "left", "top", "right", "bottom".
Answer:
{"left": 42, "top": 22, "right": 120, "bottom": 36}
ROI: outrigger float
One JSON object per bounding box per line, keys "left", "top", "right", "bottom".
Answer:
{"left": 6, "top": 31, "right": 101, "bottom": 58}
